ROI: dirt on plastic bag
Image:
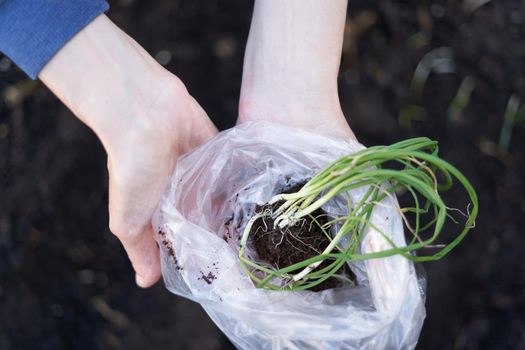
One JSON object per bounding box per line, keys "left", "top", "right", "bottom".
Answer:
{"left": 153, "top": 122, "right": 425, "bottom": 350}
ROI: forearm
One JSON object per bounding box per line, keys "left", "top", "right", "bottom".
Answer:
{"left": 239, "top": 0, "right": 352, "bottom": 139}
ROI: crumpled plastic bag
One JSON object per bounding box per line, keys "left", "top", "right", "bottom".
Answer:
{"left": 152, "top": 122, "right": 425, "bottom": 350}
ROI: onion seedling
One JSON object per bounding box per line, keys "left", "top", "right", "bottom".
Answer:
{"left": 238, "top": 137, "right": 478, "bottom": 291}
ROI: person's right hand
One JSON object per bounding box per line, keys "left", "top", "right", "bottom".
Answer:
{"left": 237, "top": 0, "right": 355, "bottom": 141}
{"left": 40, "top": 14, "right": 218, "bottom": 287}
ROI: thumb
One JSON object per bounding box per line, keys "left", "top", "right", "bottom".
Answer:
{"left": 110, "top": 222, "right": 161, "bottom": 288}
{"left": 106, "top": 146, "right": 171, "bottom": 288}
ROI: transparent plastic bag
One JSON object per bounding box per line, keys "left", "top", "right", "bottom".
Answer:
{"left": 153, "top": 122, "right": 426, "bottom": 350}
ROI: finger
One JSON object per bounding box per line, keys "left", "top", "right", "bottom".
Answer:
{"left": 112, "top": 223, "right": 161, "bottom": 288}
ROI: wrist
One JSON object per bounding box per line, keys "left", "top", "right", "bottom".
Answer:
{"left": 39, "top": 14, "right": 186, "bottom": 151}
{"left": 238, "top": 97, "right": 355, "bottom": 141}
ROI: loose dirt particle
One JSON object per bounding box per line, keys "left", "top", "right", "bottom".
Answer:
{"left": 158, "top": 230, "right": 183, "bottom": 271}
{"left": 198, "top": 271, "right": 217, "bottom": 285}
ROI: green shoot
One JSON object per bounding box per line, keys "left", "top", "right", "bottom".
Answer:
{"left": 448, "top": 76, "right": 476, "bottom": 124}
{"left": 499, "top": 94, "right": 521, "bottom": 152}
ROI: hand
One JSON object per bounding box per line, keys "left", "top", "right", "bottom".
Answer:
{"left": 238, "top": 0, "right": 355, "bottom": 141}
{"left": 40, "top": 15, "right": 218, "bottom": 287}
{"left": 104, "top": 82, "right": 216, "bottom": 288}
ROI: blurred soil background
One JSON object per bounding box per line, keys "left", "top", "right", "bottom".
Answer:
{"left": 1, "top": 0, "right": 524, "bottom": 349}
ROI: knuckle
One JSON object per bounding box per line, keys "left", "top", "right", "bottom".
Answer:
{"left": 109, "top": 218, "right": 143, "bottom": 243}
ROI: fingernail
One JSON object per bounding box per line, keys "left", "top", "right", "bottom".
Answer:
{"left": 135, "top": 273, "right": 146, "bottom": 287}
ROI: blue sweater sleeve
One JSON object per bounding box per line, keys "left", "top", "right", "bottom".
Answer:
{"left": 0, "top": 0, "right": 109, "bottom": 79}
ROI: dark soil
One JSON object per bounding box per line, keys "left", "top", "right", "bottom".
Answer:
{"left": 251, "top": 201, "right": 353, "bottom": 292}
{"left": 1, "top": 0, "right": 524, "bottom": 349}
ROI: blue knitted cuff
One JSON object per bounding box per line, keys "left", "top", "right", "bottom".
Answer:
{"left": 0, "top": 0, "right": 109, "bottom": 79}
